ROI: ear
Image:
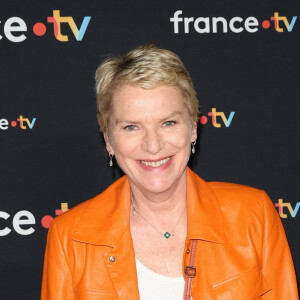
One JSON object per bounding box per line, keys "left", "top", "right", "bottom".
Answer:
{"left": 191, "top": 120, "right": 197, "bottom": 142}
{"left": 104, "top": 132, "right": 115, "bottom": 155}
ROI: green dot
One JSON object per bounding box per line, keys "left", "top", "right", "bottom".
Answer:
{"left": 164, "top": 232, "right": 171, "bottom": 238}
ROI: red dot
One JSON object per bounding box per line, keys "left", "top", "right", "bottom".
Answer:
{"left": 199, "top": 116, "right": 208, "bottom": 125}
{"left": 41, "top": 215, "right": 53, "bottom": 228}
{"left": 33, "top": 22, "right": 46, "bottom": 36}
{"left": 11, "top": 121, "right": 17, "bottom": 127}
{"left": 262, "top": 20, "right": 270, "bottom": 29}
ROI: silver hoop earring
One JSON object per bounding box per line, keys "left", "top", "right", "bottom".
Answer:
{"left": 109, "top": 153, "right": 114, "bottom": 167}
{"left": 191, "top": 141, "right": 196, "bottom": 154}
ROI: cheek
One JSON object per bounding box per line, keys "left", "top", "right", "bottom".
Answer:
{"left": 167, "top": 129, "right": 191, "bottom": 150}
{"left": 110, "top": 133, "right": 138, "bottom": 158}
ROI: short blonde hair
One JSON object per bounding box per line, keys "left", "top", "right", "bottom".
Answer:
{"left": 95, "top": 44, "right": 199, "bottom": 134}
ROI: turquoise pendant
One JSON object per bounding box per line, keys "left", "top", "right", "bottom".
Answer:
{"left": 164, "top": 232, "right": 171, "bottom": 239}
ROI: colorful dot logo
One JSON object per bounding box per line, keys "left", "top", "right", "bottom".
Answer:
{"left": 32, "top": 10, "right": 91, "bottom": 41}
{"left": 262, "top": 13, "right": 297, "bottom": 32}
{"left": 199, "top": 108, "right": 235, "bottom": 128}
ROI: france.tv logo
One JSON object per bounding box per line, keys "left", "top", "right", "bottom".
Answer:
{"left": 0, "top": 10, "right": 91, "bottom": 42}
{"left": 170, "top": 11, "right": 297, "bottom": 34}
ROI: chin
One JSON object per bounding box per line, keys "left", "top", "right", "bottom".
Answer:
{"left": 139, "top": 176, "right": 177, "bottom": 194}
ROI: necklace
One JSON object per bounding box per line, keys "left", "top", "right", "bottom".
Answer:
{"left": 131, "top": 199, "right": 186, "bottom": 239}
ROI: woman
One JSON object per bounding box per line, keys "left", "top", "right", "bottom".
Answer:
{"left": 41, "top": 45, "right": 298, "bottom": 300}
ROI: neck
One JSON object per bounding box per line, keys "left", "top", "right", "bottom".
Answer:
{"left": 129, "top": 169, "right": 187, "bottom": 220}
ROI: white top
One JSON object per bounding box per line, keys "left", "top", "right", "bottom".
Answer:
{"left": 135, "top": 258, "right": 189, "bottom": 300}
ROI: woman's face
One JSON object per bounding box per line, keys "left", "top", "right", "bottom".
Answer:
{"left": 105, "top": 85, "right": 197, "bottom": 195}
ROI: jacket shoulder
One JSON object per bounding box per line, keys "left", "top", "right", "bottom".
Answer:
{"left": 51, "top": 198, "right": 90, "bottom": 231}
{"left": 208, "top": 181, "right": 263, "bottom": 197}
{"left": 207, "top": 181, "right": 269, "bottom": 211}
{"left": 50, "top": 176, "right": 127, "bottom": 233}
{"left": 208, "top": 181, "right": 261, "bottom": 191}
{"left": 188, "top": 169, "right": 268, "bottom": 208}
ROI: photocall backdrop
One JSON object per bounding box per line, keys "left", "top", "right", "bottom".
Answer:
{"left": 0, "top": 0, "right": 299, "bottom": 298}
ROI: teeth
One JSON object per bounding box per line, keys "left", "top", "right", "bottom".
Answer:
{"left": 141, "top": 157, "right": 171, "bottom": 167}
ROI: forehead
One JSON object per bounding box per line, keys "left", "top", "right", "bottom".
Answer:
{"left": 110, "top": 85, "right": 188, "bottom": 119}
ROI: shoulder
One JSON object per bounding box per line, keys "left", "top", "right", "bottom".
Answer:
{"left": 208, "top": 181, "right": 261, "bottom": 192}
{"left": 208, "top": 181, "right": 269, "bottom": 206}
{"left": 188, "top": 168, "right": 273, "bottom": 213}
{"left": 50, "top": 199, "right": 90, "bottom": 235}
{"left": 207, "top": 181, "right": 276, "bottom": 225}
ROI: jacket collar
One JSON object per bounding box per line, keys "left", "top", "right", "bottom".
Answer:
{"left": 72, "top": 167, "right": 225, "bottom": 246}
{"left": 186, "top": 167, "right": 225, "bottom": 243}
{"left": 72, "top": 176, "right": 131, "bottom": 247}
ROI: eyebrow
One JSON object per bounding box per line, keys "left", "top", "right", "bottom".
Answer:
{"left": 115, "top": 111, "right": 183, "bottom": 125}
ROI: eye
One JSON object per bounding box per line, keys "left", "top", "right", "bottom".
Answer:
{"left": 124, "top": 125, "right": 138, "bottom": 131}
{"left": 163, "top": 120, "right": 177, "bottom": 127}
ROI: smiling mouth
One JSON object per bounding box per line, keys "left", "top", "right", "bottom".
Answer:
{"left": 140, "top": 157, "right": 171, "bottom": 167}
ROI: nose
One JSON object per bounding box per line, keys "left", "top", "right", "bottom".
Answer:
{"left": 142, "top": 129, "right": 164, "bottom": 155}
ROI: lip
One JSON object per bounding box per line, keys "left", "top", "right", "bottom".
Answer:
{"left": 137, "top": 155, "right": 174, "bottom": 171}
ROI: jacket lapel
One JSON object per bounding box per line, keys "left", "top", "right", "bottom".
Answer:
{"left": 72, "top": 176, "right": 131, "bottom": 247}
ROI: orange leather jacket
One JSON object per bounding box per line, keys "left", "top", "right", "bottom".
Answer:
{"left": 41, "top": 168, "right": 299, "bottom": 299}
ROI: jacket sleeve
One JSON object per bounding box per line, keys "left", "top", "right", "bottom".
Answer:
{"left": 41, "top": 220, "right": 74, "bottom": 300}
{"left": 260, "top": 191, "right": 299, "bottom": 299}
